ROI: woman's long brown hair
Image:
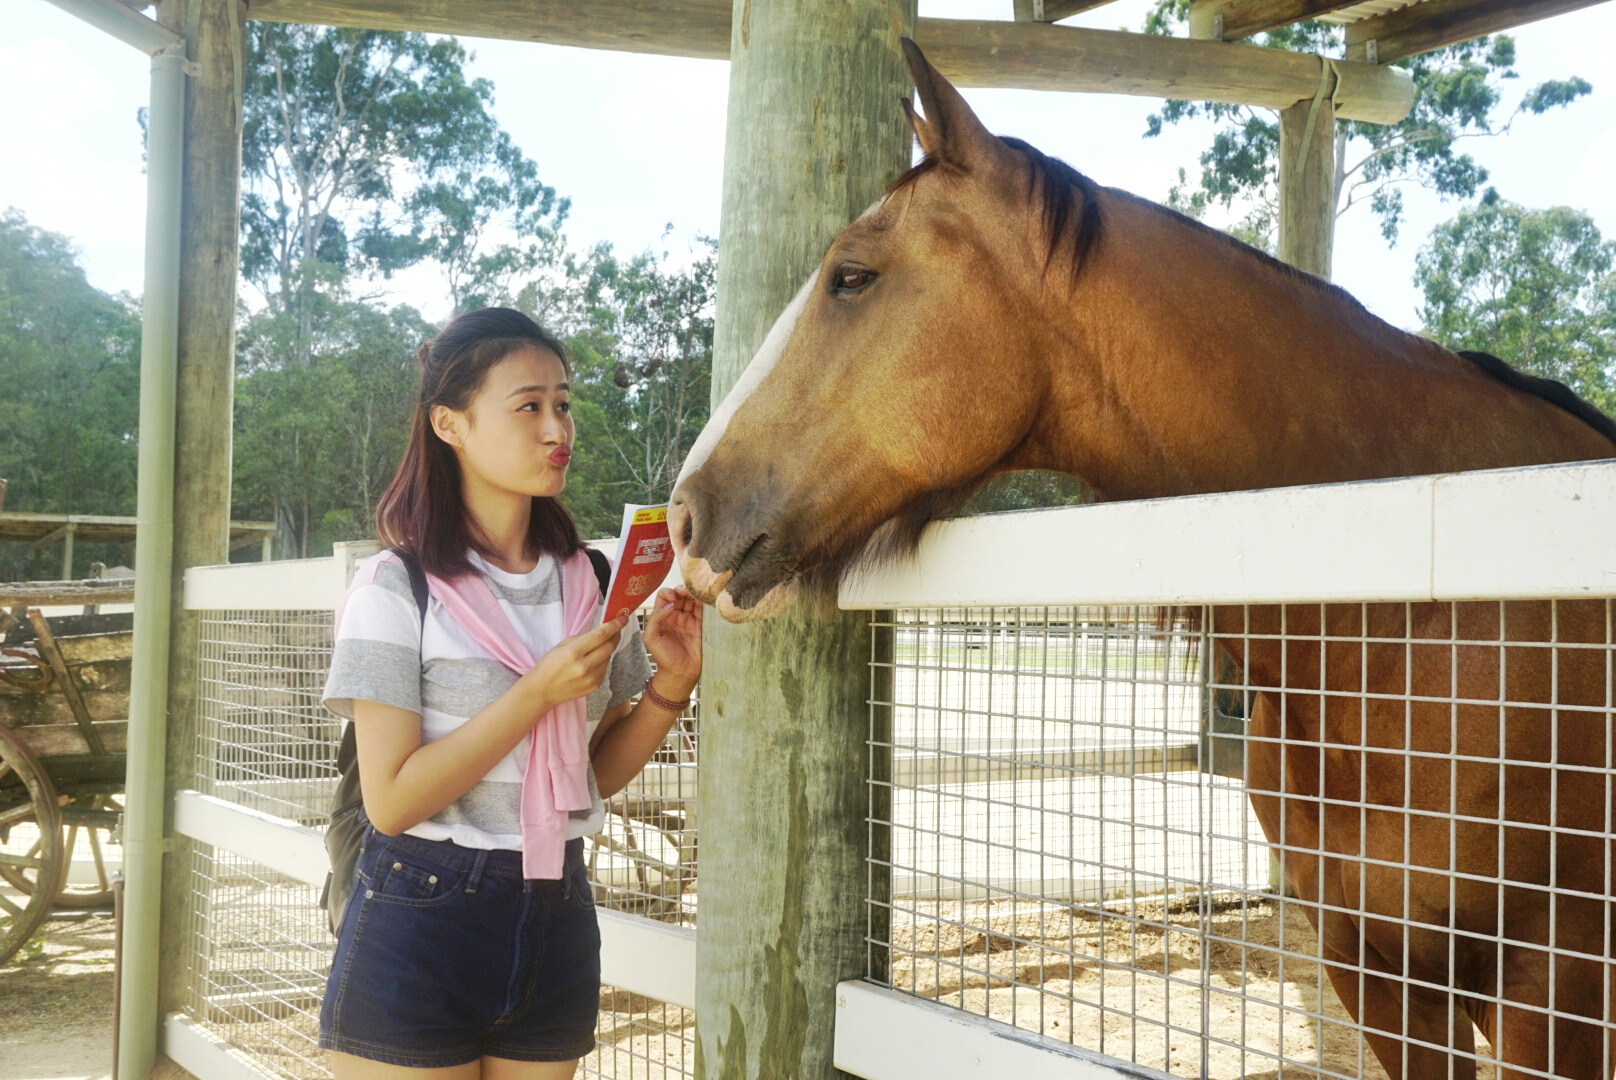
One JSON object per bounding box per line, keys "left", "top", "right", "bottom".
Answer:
{"left": 375, "top": 307, "right": 582, "bottom": 579}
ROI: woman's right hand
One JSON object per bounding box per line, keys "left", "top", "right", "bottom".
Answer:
{"left": 523, "top": 615, "right": 628, "bottom": 711}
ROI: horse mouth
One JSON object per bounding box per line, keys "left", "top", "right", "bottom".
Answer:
{"left": 678, "top": 549, "right": 802, "bottom": 624}
{"left": 669, "top": 504, "right": 804, "bottom": 623}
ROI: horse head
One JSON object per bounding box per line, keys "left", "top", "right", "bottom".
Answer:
{"left": 669, "top": 41, "right": 1616, "bottom": 625}
{"left": 670, "top": 41, "right": 1094, "bottom": 623}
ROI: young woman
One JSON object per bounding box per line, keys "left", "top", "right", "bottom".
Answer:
{"left": 319, "top": 307, "right": 702, "bottom": 1079}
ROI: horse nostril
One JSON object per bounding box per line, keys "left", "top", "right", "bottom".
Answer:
{"left": 668, "top": 499, "right": 696, "bottom": 558}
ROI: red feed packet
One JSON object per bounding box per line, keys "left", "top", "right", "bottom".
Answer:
{"left": 601, "top": 504, "right": 675, "bottom": 624}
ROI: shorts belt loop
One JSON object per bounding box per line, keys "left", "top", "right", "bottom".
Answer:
{"left": 467, "top": 849, "right": 488, "bottom": 893}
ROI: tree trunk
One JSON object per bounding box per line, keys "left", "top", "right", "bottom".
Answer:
{"left": 695, "top": 3, "right": 915, "bottom": 1078}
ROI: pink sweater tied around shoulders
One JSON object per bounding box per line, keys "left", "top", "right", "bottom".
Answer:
{"left": 340, "top": 549, "right": 601, "bottom": 880}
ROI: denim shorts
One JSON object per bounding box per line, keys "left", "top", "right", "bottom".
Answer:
{"left": 319, "top": 829, "right": 600, "bottom": 1067}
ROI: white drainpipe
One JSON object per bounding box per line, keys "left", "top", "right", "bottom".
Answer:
{"left": 43, "top": 4, "right": 188, "bottom": 1079}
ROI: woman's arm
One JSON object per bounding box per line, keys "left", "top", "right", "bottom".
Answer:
{"left": 355, "top": 615, "right": 628, "bottom": 835}
{"left": 590, "top": 587, "right": 704, "bottom": 799}
{"left": 590, "top": 672, "right": 697, "bottom": 799}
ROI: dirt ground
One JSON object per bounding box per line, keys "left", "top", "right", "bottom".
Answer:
{"left": 0, "top": 912, "right": 115, "bottom": 1080}
{"left": 1, "top": 894, "right": 1504, "bottom": 1080}
{"left": 883, "top": 893, "right": 1500, "bottom": 1080}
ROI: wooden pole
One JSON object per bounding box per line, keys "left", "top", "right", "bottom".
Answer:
{"left": 695, "top": 2, "right": 914, "bottom": 1077}
{"left": 1277, "top": 85, "right": 1335, "bottom": 278}
{"left": 61, "top": 523, "right": 75, "bottom": 581}
{"left": 154, "top": 0, "right": 245, "bottom": 1035}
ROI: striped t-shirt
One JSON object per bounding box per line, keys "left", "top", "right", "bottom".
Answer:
{"left": 322, "top": 549, "right": 652, "bottom": 850}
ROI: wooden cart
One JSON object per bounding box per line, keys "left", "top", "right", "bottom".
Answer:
{"left": 0, "top": 579, "right": 133, "bottom": 965}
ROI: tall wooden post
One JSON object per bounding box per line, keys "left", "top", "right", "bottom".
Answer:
{"left": 1277, "top": 86, "right": 1336, "bottom": 278}
{"left": 696, "top": 3, "right": 915, "bottom": 1078}
{"left": 155, "top": 0, "right": 245, "bottom": 1032}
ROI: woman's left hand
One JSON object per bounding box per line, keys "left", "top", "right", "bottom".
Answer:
{"left": 643, "top": 587, "right": 703, "bottom": 688}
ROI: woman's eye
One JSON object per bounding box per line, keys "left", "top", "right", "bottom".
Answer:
{"left": 557, "top": 401, "right": 570, "bottom": 414}
{"left": 835, "top": 266, "right": 877, "bottom": 292}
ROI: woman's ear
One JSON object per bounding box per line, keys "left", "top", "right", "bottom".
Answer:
{"left": 429, "top": 404, "right": 464, "bottom": 449}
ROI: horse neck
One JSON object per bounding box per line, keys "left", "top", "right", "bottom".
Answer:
{"left": 1023, "top": 193, "right": 1613, "bottom": 502}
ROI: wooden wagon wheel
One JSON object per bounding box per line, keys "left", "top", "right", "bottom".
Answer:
{"left": 0, "top": 792, "right": 121, "bottom": 909}
{"left": 0, "top": 724, "right": 65, "bottom": 966}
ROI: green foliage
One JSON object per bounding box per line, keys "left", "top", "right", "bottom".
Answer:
{"left": 963, "top": 471, "right": 1093, "bottom": 515}
{"left": 0, "top": 210, "right": 141, "bottom": 580}
{"left": 9, "top": 30, "right": 714, "bottom": 568}
{"left": 1417, "top": 196, "right": 1616, "bottom": 414}
{"left": 1143, "top": 0, "right": 1591, "bottom": 248}
{"left": 241, "top": 25, "right": 566, "bottom": 349}
{"left": 547, "top": 238, "right": 718, "bottom": 539}
{"left": 232, "top": 289, "right": 433, "bottom": 559}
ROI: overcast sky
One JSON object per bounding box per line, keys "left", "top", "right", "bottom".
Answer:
{"left": 4, "top": 0, "right": 1613, "bottom": 332}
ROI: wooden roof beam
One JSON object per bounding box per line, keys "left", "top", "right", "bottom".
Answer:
{"left": 244, "top": 1, "right": 1414, "bottom": 123}
{"left": 1012, "top": 0, "right": 1123, "bottom": 22}
{"left": 1345, "top": 0, "right": 1611, "bottom": 63}
{"left": 1187, "top": 0, "right": 1365, "bottom": 41}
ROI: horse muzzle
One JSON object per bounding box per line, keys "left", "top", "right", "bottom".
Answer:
{"left": 668, "top": 489, "right": 804, "bottom": 623}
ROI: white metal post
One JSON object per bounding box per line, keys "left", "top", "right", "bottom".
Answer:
{"left": 116, "top": 36, "right": 185, "bottom": 1076}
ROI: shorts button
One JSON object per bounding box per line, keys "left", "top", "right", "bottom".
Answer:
{"left": 365, "top": 889, "right": 374, "bottom": 899}
{"left": 393, "top": 862, "right": 403, "bottom": 871}
{"left": 428, "top": 875, "right": 438, "bottom": 885}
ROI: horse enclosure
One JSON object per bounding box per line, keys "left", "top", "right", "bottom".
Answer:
{"left": 41, "top": 0, "right": 1610, "bottom": 1078}
{"left": 158, "top": 460, "right": 1616, "bottom": 1080}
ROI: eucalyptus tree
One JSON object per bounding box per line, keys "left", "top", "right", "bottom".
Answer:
{"left": 240, "top": 24, "right": 567, "bottom": 355}
{"left": 1141, "top": 4, "right": 1591, "bottom": 250}
{"left": 0, "top": 210, "right": 141, "bottom": 578}
{"left": 232, "top": 294, "right": 433, "bottom": 558}
{"left": 1417, "top": 195, "right": 1616, "bottom": 413}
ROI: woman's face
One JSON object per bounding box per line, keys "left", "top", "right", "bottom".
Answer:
{"left": 436, "top": 346, "right": 574, "bottom": 499}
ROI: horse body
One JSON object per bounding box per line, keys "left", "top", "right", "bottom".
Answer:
{"left": 670, "top": 40, "right": 1616, "bottom": 1078}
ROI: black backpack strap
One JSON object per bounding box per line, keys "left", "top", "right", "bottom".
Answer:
{"left": 392, "top": 549, "right": 431, "bottom": 630}
{"left": 584, "top": 546, "right": 612, "bottom": 598}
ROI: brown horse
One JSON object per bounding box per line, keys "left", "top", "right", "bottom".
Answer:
{"left": 670, "top": 40, "right": 1616, "bottom": 1080}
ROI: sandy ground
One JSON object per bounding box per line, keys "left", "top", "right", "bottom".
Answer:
{"left": 0, "top": 911, "right": 115, "bottom": 1080}
{"left": 0, "top": 894, "right": 1509, "bottom": 1080}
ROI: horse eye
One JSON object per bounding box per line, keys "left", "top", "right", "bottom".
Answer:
{"left": 835, "top": 266, "right": 877, "bottom": 292}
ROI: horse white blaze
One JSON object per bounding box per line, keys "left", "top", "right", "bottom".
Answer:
{"left": 675, "top": 268, "right": 819, "bottom": 489}
{"left": 672, "top": 269, "right": 818, "bottom": 609}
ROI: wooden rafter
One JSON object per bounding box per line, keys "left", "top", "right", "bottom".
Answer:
{"left": 1013, "top": 0, "right": 1123, "bottom": 21}
{"left": 1188, "top": 0, "right": 1367, "bottom": 40}
{"left": 1344, "top": 0, "right": 1611, "bottom": 62}
{"left": 244, "top": 1, "right": 1415, "bottom": 123}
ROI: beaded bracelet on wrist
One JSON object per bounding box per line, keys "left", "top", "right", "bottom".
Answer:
{"left": 642, "top": 676, "right": 692, "bottom": 713}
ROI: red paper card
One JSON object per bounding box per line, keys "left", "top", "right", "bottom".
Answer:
{"left": 602, "top": 504, "right": 675, "bottom": 623}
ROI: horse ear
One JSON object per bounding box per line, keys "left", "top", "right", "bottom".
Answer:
{"left": 900, "top": 38, "right": 996, "bottom": 168}
{"left": 901, "top": 97, "right": 941, "bottom": 159}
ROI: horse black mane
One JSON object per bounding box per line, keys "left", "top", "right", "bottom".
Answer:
{"left": 1455, "top": 350, "right": 1616, "bottom": 447}
{"left": 885, "top": 135, "right": 1103, "bottom": 281}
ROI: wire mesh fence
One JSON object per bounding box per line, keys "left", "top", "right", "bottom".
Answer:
{"left": 193, "top": 611, "right": 339, "bottom": 825}
{"left": 589, "top": 691, "right": 700, "bottom": 928}
{"left": 867, "top": 601, "right": 1616, "bottom": 1080}
{"left": 184, "top": 608, "right": 698, "bottom": 1079}
{"left": 583, "top": 989, "right": 697, "bottom": 1079}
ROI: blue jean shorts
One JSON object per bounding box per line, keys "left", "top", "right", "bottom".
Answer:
{"left": 319, "top": 829, "right": 600, "bottom": 1067}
